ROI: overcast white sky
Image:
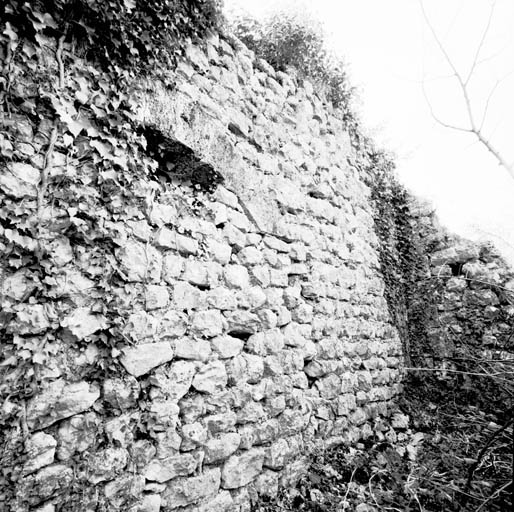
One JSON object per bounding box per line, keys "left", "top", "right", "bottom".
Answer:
{"left": 224, "top": 0, "right": 514, "bottom": 264}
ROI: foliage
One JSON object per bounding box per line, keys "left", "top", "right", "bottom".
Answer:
{"left": 0, "top": 2, "right": 225, "bottom": 507}
{"left": 1, "top": 0, "right": 223, "bottom": 71}
{"left": 230, "top": 11, "right": 356, "bottom": 122}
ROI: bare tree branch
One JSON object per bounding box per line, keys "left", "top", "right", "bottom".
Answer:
{"left": 419, "top": 0, "right": 514, "bottom": 180}
{"left": 465, "top": 0, "right": 496, "bottom": 85}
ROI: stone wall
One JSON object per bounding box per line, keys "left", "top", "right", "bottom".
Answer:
{"left": 407, "top": 197, "right": 514, "bottom": 369}
{"left": 0, "top": 34, "right": 404, "bottom": 511}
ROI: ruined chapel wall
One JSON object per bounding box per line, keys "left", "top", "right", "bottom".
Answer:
{"left": 0, "top": 33, "right": 404, "bottom": 511}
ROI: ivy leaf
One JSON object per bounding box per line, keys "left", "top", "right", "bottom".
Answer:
{"left": 2, "top": 22, "right": 18, "bottom": 42}
{"left": 31, "top": 12, "right": 58, "bottom": 31}
{"left": 123, "top": 0, "right": 137, "bottom": 11}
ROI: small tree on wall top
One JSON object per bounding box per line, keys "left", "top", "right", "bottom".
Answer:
{"left": 229, "top": 8, "right": 356, "bottom": 122}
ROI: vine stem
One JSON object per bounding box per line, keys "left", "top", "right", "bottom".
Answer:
{"left": 36, "top": 34, "right": 65, "bottom": 251}
{"left": 56, "top": 34, "right": 66, "bottom": 89}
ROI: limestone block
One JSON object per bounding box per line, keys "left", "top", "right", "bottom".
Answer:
{"left": 431, "top": 243, "right": 479, "bottom": 265}
{"left": 175, "top": 338, "right": 212, "bottom": 361}
{"left": 155, "top": 228, "right": 198, "bottom": 255}
{"left": 238, "top": 286, "right": 266, "bottom": 310}
{"left": 237, "top": 401, "right": 266, "bottom": 424}
{"left": 56, "top": 412, "right": 98, "bottom": 460}
{"left": 144, "top": 453, "right": 199, "bottom": 483}
{"left": 152, "top": 428, "right": 181, "bottom": 459}
{"left": 269, "top": 269, "right": 288, "bottom": 287}
{"left": 23, "top": 433, "right": 57, "bottom": 475}
{"left": 391, "top": 413, "right": 409, "bottom": 430}
{"left": 278, "top": 409, "right": 310, "bottom": 437}
{"left": 238, "top": 246, "right": 263, "bottom": 265}
{"left": 227, "top": 354, "right": 264, "bottom": 385}
{"left": 224, "top": 265, "right": 250, "bottom": 289}
{"left": 0, "top": 162, "right": 39, "bottom": 198}
{"left": 179, "top": 395, "right": 206, "bottom": 424}
{"left": 304, "top": 360, "right": 328, "bottom": 378}
{"left": 128, "top": 219, "right": 153, "bottom": 242}
{"left": 272, "top": 176, "right": 305, "bottom": 214}
{"left": 189, "top": 491, "right": 234, "bottom": 512}
{"left": 276, "top": 307, "right": 292, "bottom": 327}
{"left": 211, "top": 335, "right": 244, "bottom": 358}
{"left": 281, "top": 322, "right": 307, "bottom": 347}
{"left": 208, "top": 239, "right": 232, "bottom": 264}
{"left": 224, "top": 310, "right": 261, "bottom": 334}
{"left": 17, "top": 464, "right": 73, "bottom": 506}
{"left": 204, "top": 411, "right": 237, "bottom": 434}
{"left": 87, "top": 447, "right": 129, "bottom": 484}
{"left": 104, "top": 413, "right": 135, "bottom": 448}
{"left": 145, "top": 285, "right": 169, "bottom": 310}
{"left": 266, "top": 395, "right": 286, "bottom": 417}
{"left": 183, "top": 261, "right": 210, "bottom": 287}
{"left": 161, "top": 468, "right": 221, "bottom": 509}
{"left": 263, "top": 355, "right": 283, "bottom": 377}
{"left": 123, "top": 311, "right": 159, "bottom": 341}
{"left": 104, "top": 475, "right": 145, "bottom": 508}
{"left": 251, "top": 266, "right": 271, "bottom": 287}
{"left": 204, "top": 433, "right": 241, "bottom": 463}
{"left": 258, "top": 309, "right": 279, "bottom": 329}
{"left": 172, "top": 281, "right": 204, "bottom": 310}
{"left": 148, "top": 400, "right": 180, "bottom": 429}
{"left": 158, "top": 310, "right": 188, "bottom": 339}
{"left": 27, "top": 380, "right": 100, "bottom": 430}
{"left": 291, "top": 372, "right": 308, "bottom": 389}
{"left": 191, "top": 309, "right": 224, "bottom": 338}
{"left": 61, "top": 307, "right": 107, "bottom": 340}
{"left": 214, "top": 186, "right": 239, "bottom": 209}
{"left": 221, "top": 448, "right": 265, "bottom": 489}
{"left": 103, "top": 377, "right": 140, "bottom": 410}
{"left": 139, "top": 494, "right": 161, "bottom": 512}
{"left": 120, "top": 342, "right": 174, "bottom": 377}
{"left": 291, "top": 302, "right": 314, "bottom": 324}
{"left": 263, "top": 438, "right": 290, "bottom": 470}
{"left": 118, "top": 240, "right": 162, "bottom": 282}
{"left": 192, "top": 361, "right": 228, "bottom": 394}
{"left": 254, "top": 469, "right": 279, "bottom": 498}
{"left": 162, "top": 253, "right": 184, "bottom": 281}
{"left": 149, "top": 203, "right": 178, "bottom": 226}
{"left": 247, "top": 329, "right": 285, "bottom": 356}
{"left": 223, "top": 224, "right": 247, "bottom": 250}
{"left": 349, "top": 409, "right": 367, "bottom": 426}
{"left": 207, "top": 287, "right": 237, "bottom": 310}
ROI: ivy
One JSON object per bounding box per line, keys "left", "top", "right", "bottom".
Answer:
{"left": 1, "top": 0, "right": 222, "bottom": 72}
{"left": 0, "top": 2, "right": 225, "bottom": 506}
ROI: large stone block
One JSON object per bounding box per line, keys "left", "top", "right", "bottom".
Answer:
{"left": 26, "top": 380, "right": 100, "bottom": 430}
{"left": 120, "top": 342, "right": 174, "bottom": 377}
{"left": 161, "top": 468, "right": 221, "bottom": 509}
{"left": 221, "top": 448, "right": 265, "bottom": 489}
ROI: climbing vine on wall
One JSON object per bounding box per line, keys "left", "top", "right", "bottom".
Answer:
{"left": 0, "top": 2, "right": 224, "bottom": 506}
{"left": 359, "top": 149, "right": 437, "bottom": 366}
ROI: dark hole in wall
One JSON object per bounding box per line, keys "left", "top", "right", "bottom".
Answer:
{"left": 139, "top": 125, "right": 224, "bottom": 193}
{"left": 227, "top": 331, "right": 251, "bottom": 341}
{"left": 449, "top": 262, "right": 464, "bottom": 276}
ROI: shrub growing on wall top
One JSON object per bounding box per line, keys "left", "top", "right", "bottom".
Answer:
{"left": 230, "top": 10, "right": 355, "bottom": 121}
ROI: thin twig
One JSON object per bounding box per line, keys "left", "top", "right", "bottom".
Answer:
{"left": 341, "top": 466, "right": 357, "bottom": 509}
{"left": 463, "top": 415, "right": 514, "bottom": 504}
{"left": 474, "top": 480, "right": 512, "bottom": 511}
{"left": 404, "top": 367, "right": 514, "bottom": 378}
